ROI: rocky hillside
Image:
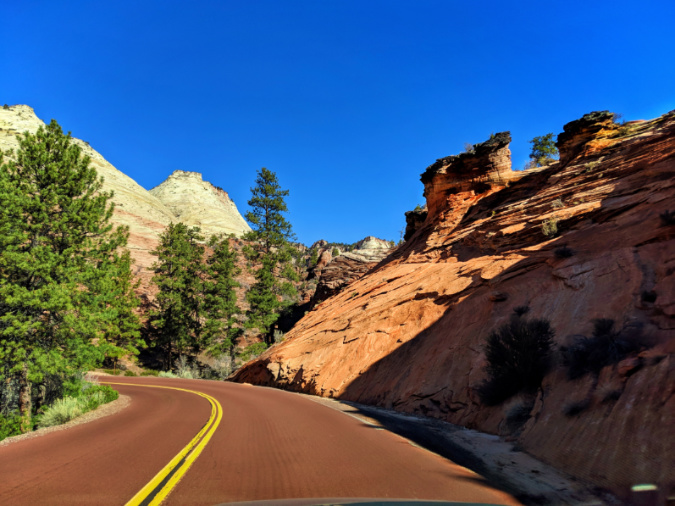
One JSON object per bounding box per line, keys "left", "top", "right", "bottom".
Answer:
{"left": 310, "top": 236, "right": 395, "bottom": 306}
{"left": 233, "top": 110, "right": 675, "bottom": 501}
{"left": 149, "top": 170, "right": 250, "bottom": 238}
{"left": 0, "top": 105, "right": 250, "bottom": 293}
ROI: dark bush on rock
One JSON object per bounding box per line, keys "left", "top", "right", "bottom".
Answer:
{"left": 561, "top": 319, "right": 645, "bottom": 379}
{"left": 478, "top": 308, "right": 555, "bottom": 405}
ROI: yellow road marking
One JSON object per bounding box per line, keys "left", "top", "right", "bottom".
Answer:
{"left": 104, "top": 382, "right": 223, "bottom": 506}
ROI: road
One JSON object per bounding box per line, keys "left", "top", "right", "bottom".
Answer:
{"left": 0, "top": 377, "right": 519, "bottom": 505}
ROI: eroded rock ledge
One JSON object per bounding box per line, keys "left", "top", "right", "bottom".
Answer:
{"left": 420, "top": 132, "right": 524, "bottom": 229}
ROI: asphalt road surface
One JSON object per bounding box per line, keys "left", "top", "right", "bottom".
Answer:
{"left": 0, "top": 377, "right": 519, "bottom": 505}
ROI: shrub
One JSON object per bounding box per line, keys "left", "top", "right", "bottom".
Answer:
{"left": 39, "top": 397, "right": 83, "bottom": 427}
{"left": 554, "top": 246, "right": 574, "bottom": 259}
{"left": 477, "top": 309, "right": 555, "bottom": 405}
{"left": 102, "top": 369, "right": 120, "bottom": 376}
{"left": 124, "top": 370, "right": 137, "bottom": 377}
{"left": 140, "top": 370, "right": 160, "bottom": 377}
{"left": 175, "top": 355, "right": 200, "bottom": 379}
{"left": 2, "top": 104, "right": 9, "bottom": 110}
{"left": 158, "top": 371, "right": 178, "bottom": 378}
{"left": 541, "top": 218, "right": 558, "bottom": 238}
{"left": 561, "top": 319, "right": 645, "bottom": 379}
{"left": 204, "top": 356, "right": 234, "bottom": 380}
{"left": 660, "top": 210, "right": 675, "bottom": 226}
{"left": 551, "top": 198, "right": 564, "bottom": 209}
{"left": 239, "top": 342, "right": 267, "bottom": 362}
{"left": 0, "top": 413, "right": 22, "bottom": 440}
{"left": 584, "top": 161, "right": 599, "bottom": 172}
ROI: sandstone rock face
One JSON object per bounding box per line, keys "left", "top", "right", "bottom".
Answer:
{"left": 351, "top": 236, "right": 393, "bottom": 262}
{"left": 234, "top": 111, "right": 675, "bottom": 500}
{"left": 149, "top": 170, "right": 250, "bottom": 238}
{"left": 404, "top": 206, "right": 427, "bottom": 241}
{"left": 0, "top": 105, "right": 250, "bottom": 294}
{"left": 310, "top": 236, "right": 395, "bottom": 306}
{"left": 0, "top": 105, "right": 176, "bottom": 292}
{"left": 556, "top": 110, "right": 620, "bottom": 165}
{"left": 421, "top": 132, "right": 523, "bottom": 223}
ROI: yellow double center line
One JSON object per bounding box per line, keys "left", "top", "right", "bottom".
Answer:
{"left": 105, "top": 382, "right": 223, "bottom": 506}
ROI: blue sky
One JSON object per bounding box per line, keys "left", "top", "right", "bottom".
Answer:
{"left": 2, "top": 1, "right": 674, "bottom": 246}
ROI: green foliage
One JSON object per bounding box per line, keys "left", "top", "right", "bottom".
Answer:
{"left": 149, "top": 223, "right": 205, "bottom": 368}
{"left": 37, "top": 383, "right": 117, "bottom": 428}
{"left": 244, "top": 167, "right": 293, "bottom": 255}
{"left": 331, "top": 248, "right": 340, "bottom": 257}
{"left": 140, "top": 370, "right": 160, "bottom": 377}
{"left": 478, "top": 309, "right": 555, "bottom": 405}
{"left": 309, "top": 248, "right": 319, "bottom": 267}
{"left": 541, "top": 218, "right": 558, "bottom": 237}
{"left": 238, "top": 342, "right": 268, "bottom": 362}
{"left": 0, "top": 120, "right": 141, "bottom": 430}
{"left": 124, "top": 370, "right": 136, "bottom": 377}
{"left": 203, "top": 236, "right": 241, "bottom": 358}
{"left": 528, "top": 133, "right": 559, "bottom": 167}
{"left": 243, "top": 168, "right": 296, "bottom": 337}
{"left": 0, "top": 413, "right": 22, "bottom": 440}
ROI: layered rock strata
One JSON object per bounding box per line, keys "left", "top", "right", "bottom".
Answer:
{"left": 0, "top": 105, "right": 176, "bottom": 291}
{"left": 0, "top": 105, "right": 250, "bottom": 293}
{"left": 149, "top": 170, "right": 250, "bottom": 238}
{"left": 234, "top": 111, "right": 675, "bottom": 500}
{"left": 310, "top": 236, "right": 394, "bottom": 306}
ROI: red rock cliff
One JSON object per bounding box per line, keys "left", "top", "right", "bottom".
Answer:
{"left": 233, "top": 111, "right": 675, "bottom": 500}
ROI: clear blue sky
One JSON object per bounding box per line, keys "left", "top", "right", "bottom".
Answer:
{"left": 2, "top": 1, "right": 674, "bottom": 246}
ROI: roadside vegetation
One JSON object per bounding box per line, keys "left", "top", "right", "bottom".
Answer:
{"left": 0, "top": 121, "right": 139, "bottom": 437}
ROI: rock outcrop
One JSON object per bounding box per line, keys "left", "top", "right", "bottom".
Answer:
{"left": 0, "top": 105, "right": 176, "bottom": 291}
{"left": 0, "top": 105, "right": 250, "bottom": 293}
{"left": 234, "top": 111, "right": 675, "bottom": 501}
{"left": 556, "top": 110, "right": 620, "bottom": 165}
{"left": 149, "top": 170, "right": 250, "bottom": 238}
{"left": 310, "top": 236, "right": 394, "bottom": 306}
{"left": 420, "top": 132, "right": 524, "bottom": 223}
{"left": 404, "top": 206, "right": 427, "bottom": 241}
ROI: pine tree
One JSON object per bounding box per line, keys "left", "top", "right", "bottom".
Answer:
{"left": 0, "top": 120, "right": 140, "bottom": 431}
{"left": 244, "top": 168, "right": 297, "bottom": 339}
{"left": 203, "top": 235, "right": 241, "bottom": 358}
{"left": 149, "top": 223, "right": 205, "bottom": 369}
{"left": 528, "top": 133, "right": 559, "bottom": 167}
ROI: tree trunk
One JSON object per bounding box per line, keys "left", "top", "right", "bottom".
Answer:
{"left": 18, "top": 363, "right": 31, "bottom": 433}
{"left": 166, "top": 341, "right": 172, "bottom": 371}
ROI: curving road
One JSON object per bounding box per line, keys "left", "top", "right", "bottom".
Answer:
{"left": 0, "top": 377, "right": 519, "bottom": 505}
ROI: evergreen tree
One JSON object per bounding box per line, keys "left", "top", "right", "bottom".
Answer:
{"left": 528, "top": 133, "right": 559, "bottom": 167}
{"left": 203, "top": 235, "right": 241, "bottom": 358}
{"left": 149, "top": 223, "right": 205, "bottom": 369}
{"left": 0, "top": 120, "right": 140, "bottom": 431}
{"left": 244, "top": 168, "right": 296, "bottom": 338}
